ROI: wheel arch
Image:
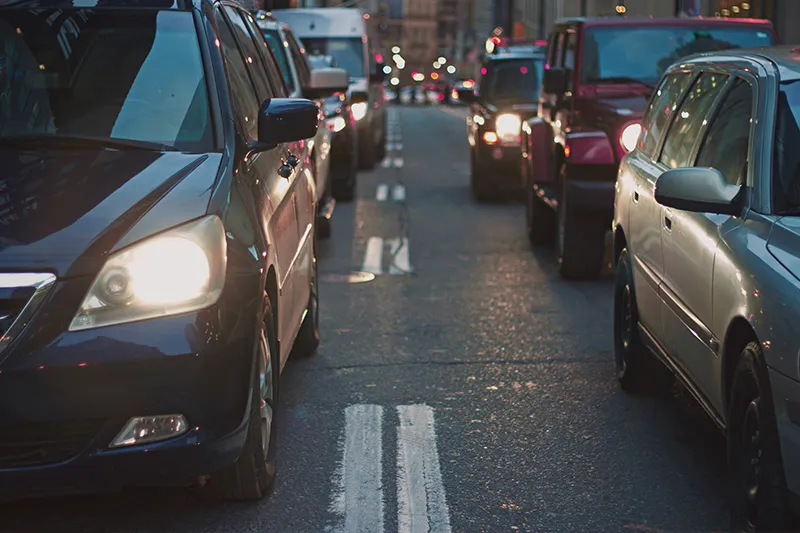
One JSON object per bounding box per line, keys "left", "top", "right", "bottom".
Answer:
{"left": 613, "top": 225, "right": 627, "bottom": 269}
{"left": 721, "top": 317, "right": 760, "bottom": 415}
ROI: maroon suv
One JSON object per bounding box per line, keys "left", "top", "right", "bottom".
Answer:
{"left": 522, "top": 16, "right": 776, "bottom": 279}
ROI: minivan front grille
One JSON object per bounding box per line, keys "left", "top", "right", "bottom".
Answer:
{"left": 0, "top": 273, "right": 56, "bottom": 357}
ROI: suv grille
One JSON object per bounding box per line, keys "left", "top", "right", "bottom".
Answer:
{"left": 0, "top": 419, "right": 103, "bottom": 468}
{"left": 0, "top": 273, "right": 56, "bottom": 359}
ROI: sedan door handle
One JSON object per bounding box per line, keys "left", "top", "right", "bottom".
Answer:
{"left": 633, "top": 191, "right": 640, "bottom": 202}
{"left": 664, "top": 215, "right": 672, "bottom": 230}
{"left": 287, "top": 154, "right": 299, "bottom": 168}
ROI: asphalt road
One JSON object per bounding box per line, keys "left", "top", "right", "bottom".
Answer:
{"left": 5, "top": 105, "right": 730, "bottom": 533}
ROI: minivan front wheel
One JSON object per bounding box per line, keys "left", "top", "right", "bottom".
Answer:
{"left": 728, "top": 342, "right": 790, "bottom": 532}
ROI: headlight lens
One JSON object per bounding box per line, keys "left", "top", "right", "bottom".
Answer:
{"left": 620, "top": 123, "right": 642, "bottom": 153}
{"left": 495, "top": 113, "right": 522, "bottom": 138}
{"left": 351, "top": 101, "right": 368, "bottom": 121}
{"left": 327, "top": 115, "right": 347, "bottom": 133}
{"left": 69, "top": 215, "right": 227, "bottom": 331}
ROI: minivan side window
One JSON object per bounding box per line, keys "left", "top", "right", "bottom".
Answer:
{"left": 215, "top": 10, "right": 260, "bottom": 140}
{"left": 695, "top": 78, "right": 753, "bottom": 186}
{"left": 640, "top": 72, "right": 692, "bottom": 157}
{"left": 659, "top": 72, "right": 728, "bottom": 169}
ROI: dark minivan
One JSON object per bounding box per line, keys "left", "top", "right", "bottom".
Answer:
{"left": 0, "top": 0, "right": 345, "bottom": 501}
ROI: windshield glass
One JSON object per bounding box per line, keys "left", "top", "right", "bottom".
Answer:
{"left": 581, "top": 25, "right": 774, "bottom": 85}
{"left": 483, "top": 58, "right": 544, "bottom": 104}
{"left": 301, "top": 37, "right": 364, "bottom": 79}
{"left": 262, "top": 29, "right": 295, "bottom": 92}
{"left": 0, "top": 9, "right": 212, "bottom": 151}
{"left": 774, "top": 81, "right": 800, "bottom": 212}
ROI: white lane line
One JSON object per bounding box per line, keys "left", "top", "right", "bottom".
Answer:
{"left": 331, "top": 405, "right": 385, "bottom": 533}
{"left": 397, "top": 405, "right": 452, "bottom": 533}
{"left": 388, "top": 237, "right": 412, "bottom": 275}
{"left": 381, "top": 157, "right": 392, "bottom": 168}
{"left": 392, "top": 184, "right": 406, "bottom": 202}
{"left": 393, "top": 158, "right": 404, "bottom": 168}
{"left": 376, "top": 184, "right": 389, "bottom": 201}
{"left": 362, "top": 237, "right": 384, "bottom": 274}
{"left": 386, "top": 142, "right": 404, "bottom": 151}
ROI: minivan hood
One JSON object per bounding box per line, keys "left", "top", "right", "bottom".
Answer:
{"left": 767, "top": 217, "right": 800, "bottom": 283}
{"left": 0, "top": 150, "right": 220, "bottom": 278}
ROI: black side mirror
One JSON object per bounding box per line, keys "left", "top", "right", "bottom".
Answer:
{"left": 654, "top": 167, "right": 742, "bottom": 215}
{"left": 370, "top": 61, "right": 387, "bottom": 82}
{"left": 255, "top": 98, "right": 319, "bottom": 151}
{"left": 543, "top": 67, "right": 568, "bottom": 95}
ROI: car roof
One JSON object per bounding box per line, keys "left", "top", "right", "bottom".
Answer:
{"left": 0, "top": 0, "right": 196, "bottom": 9}
{"left": 556, "top": 16, "right": 774, "bottom": 29}
{"left": 680, "top": 45, "right": 800, "bottom": 83}
{"left": 486, "top": 51, "right": 545, "bottom": 63}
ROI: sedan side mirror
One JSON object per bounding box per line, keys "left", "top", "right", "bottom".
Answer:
{"left": 256, "top": 98, "right": 319, "bottom": 150}
{"left": 304, "top": 67, "right": 350, "bottom": 99}
{"left": 654, "top": 167, "right": 742, "bottom": 215}
{"left": 543, "top": 67, "right": 568, "bottom": 95}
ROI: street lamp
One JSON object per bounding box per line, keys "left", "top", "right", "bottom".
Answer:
{"left": 437, "top": 56, "right": 447, "bottom": 64}
{"left": 391, "top": 45, "right": 401, "bottom": 54}
{"left": 446, "top": 65, "right": 456, "bottom": 74}
{"left": 433, "top": 61, "right": 441, "bottom": 69}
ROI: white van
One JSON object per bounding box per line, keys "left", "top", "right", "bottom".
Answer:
{"left": 271, "top": 7, "right": 387, "bottom": 171}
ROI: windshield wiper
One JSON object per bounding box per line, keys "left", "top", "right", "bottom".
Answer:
{"left": 587, "top": 77, "right": 655, "bottom": 90}
{"left": 0, "top": 134, "right": 177, "bottom": 152}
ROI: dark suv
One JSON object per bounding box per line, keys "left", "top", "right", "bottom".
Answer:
{"left": 0, "top": 0, "right": 344, "bottom": 501}
{"left": 522, "top": 17, "right": 776, "bottom": 279}
{"left": 458, "top": 48, "right": 546, "bottom": 201}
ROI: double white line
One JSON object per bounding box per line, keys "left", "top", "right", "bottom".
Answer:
{"left": 332, "top": 404, "right": 452, "bottom": 533}
{"left": 362, "top": 237, "right": 411, "bottom": 275}
{"left": 376, "top": 183, "right": 406, "bottom": 202}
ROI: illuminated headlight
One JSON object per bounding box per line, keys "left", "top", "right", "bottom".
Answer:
{"left": 327, "top": 115, "right": 347, "bottom": 133}
{"left": 351, "top": 101, "right": 368, "bottom": 121}
{"left": 495, "top": 113, "right": 521, "bottom": 140}
{"left": 69, "top": 215, "right": 226, "bottom": 331}
{"left": 620, "top": 123, "right": 642, "bottom": 153}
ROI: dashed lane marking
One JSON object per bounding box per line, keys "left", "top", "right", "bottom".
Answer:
{"left": 362, "top": 237, "right": 384, "bottom": 275}
{"left": 387, "top": 237, "right": 412, "bottom": 275}
{"left": 376, "top": 184, "right": 389, "bottom": 201}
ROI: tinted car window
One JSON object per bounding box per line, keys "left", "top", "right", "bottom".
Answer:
{"left": 224, "top": 7, "right": 274, "bottom": 102}
{"left": 581, "top": 26, "right": 773, "bottom": 85}
{"left": 216, "top": 10, "right": 260, "bottom": 140}
{"left": 774, "top": 81, "right": 800, "bottom": 211}
{"left": 660, "top": 72, "right": 728, "bottom": 169}
{"left": 483, "top": 58, "right": 545, "bottom": 104}
{"left": 0, "top": 10, "right": 212, "bottom": 151}
{"left": 285, "top": 30, "right": 311, "bottom": 87}
{"left": 640, "top": 72, "right": 692, "bottom": 156}
{"left": 263, "top": 29, "right": 296, "bottom": 93}
{"left": 302, "top": 37, "right": 363, "bottom": 78}
{"left": 696, "top": 78, "right": 753, "bottom": 186}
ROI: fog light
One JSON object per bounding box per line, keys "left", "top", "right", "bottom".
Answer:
{"left": 109, "top": 414, "right": 188, "bottom": 448}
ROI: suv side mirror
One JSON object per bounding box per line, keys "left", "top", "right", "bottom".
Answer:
{"left": 370, "top": 61, "right": 387, "bottom": 82}
{"left": 256, "top": 98, "right": 319, "bottom": 150}
{"left": 543, "top": 67, "right": 568, "bottom": 95}
{"left": 654, "top": 167, "right": 742, "bottom": 215}
{"left": 305, "top": 67, "right": 349, "bottom": 99}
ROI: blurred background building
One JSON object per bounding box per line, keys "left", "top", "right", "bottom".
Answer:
{"left": 263, "top": 0, "right": 798, "bottom": 81}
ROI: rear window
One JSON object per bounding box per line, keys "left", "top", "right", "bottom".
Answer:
{"left": 581, "top": 25, "right": 774, "bottom": 86}
{"left": 302, "top": 37, "right": 364, "bottom": 79}
{"left": 483, "top": 58, "right": 544, "bottom": 104}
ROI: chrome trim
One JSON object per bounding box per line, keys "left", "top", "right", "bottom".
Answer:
{"left": 0, "top": 273, "right": 56, "bottom": 357}
{"left": 659, "top": 280, "right": 720, "bottom": 356}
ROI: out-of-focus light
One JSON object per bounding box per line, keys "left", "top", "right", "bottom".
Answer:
{"left": 615, "top": 4, "right": 626, "bottom": 13}
{"left": 391, "top": 45, "right": 401, "bottom": 54}
{"left": 463, "top": 79, "right": 475, "bottom": 89}
{"left": 363, "top": 13, "right": 370, "bottom": 19}
{"left": 446, "top": 65, "right": 456, "bottom": 74}
{"left": 412, "top": 72, "right": 425, "bottom": 82}
{"left": 327, "top": 116, "right": 347, "bottom": 133}
{"left": 481, "top": 67, "right": 487, "bottom": 75}
{"left": 392, "top": 54, "right": 404, "bottom": 64}
{"left": 376, "top": 53, "right": 383, "bottom": 62}
{"left": 485, "top": 39, "right": 495, "bottom": 54}
{"left": 741, "top": 2, "right": 750, "bottom": 9}
{"left": 437, "top": 56, "right": 447, "bottom": 64}
{"left": 482, "top": 131, "right": 499, "bottom": 145}
{"left": 397, "top": 61, "right": 405, "bottom": 69}
{"left": 382, "top": 65, "right": 392, "bottom": 74}
{"left": 433, "top": 61, "right": 441, "bottom": 69}
{"left": 390, "top": 77, "right": 400, "bottom": 86}
{"left": 496, "top": 113, "right": 521, "bottom": 138}
{"left": 431, "top": 72, "right": 440, "bottom": 80}
{"left": 620, "top": 123, "right": 641, "bottom": 152}
{"left": 351, "top": 102, "right": 368, "bottom": 121}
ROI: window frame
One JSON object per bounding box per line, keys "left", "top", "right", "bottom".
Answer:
{"left": 239, "top": 11, "right": 290, "bottom": 98}
{"left": 222, "top": 5, "right": 275, "bottom": 104}
{"left": 639, "top": 70, "right": 694, "bottom": 158}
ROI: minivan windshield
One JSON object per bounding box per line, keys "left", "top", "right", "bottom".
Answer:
{"left": 581, "top": 25, "right": 774, "bottom": 86}
{"left": 301, "top": 37, "right": 364, "bottom": 79}
{"left": 0, "top": 9, "right": 212, "bottom": 152}
{"left": 483, "top": 58, "right": 544, "bottom": 104}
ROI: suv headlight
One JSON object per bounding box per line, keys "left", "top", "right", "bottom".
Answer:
{"left": 495, "top": 113, "right": 521, "bottom": 139}
{"left": 69, "top": 215, "right": 227, "bottom": 331}
{"left": 620, "top": 123, "right": 642, "bottom": 153}
{"left": 351, "top": 101, "right": 368, "bottom": 121}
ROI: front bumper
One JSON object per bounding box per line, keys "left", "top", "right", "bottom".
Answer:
{"left": 474, "top": 142, "right": 524, "bottom": 188}
{"left": 0, "top": 278, "right": 257, "bottom": 499}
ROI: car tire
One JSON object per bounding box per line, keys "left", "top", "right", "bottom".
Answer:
{"left": 557, "top": 172, "right": 605, "bottom": 279}
{"left": 206, "top": 300, "right": 278, "bottom": 501}
{"left": 727, "top": 342, "right": 791, "bottom": 533}
{"left": 291, "top": 240, "right": 320, "bottom": 358}
{"left": 526, "top": 181, "right": 555, "bottom": 246}
{"left": 358, "top": 126, "right": 377, "bottom": 170}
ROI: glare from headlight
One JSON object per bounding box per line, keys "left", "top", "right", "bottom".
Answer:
{"left": 351, "top": 102, "right": 368, "bottom": 121}
{"left": 495, "top": 113, "right": 521, "bottom": 138}
{"left": 70, "top": 215, "right": 226, "bottom": 331}
{"left": 620, "top": 123, "right": 642, "bottom": 153}
{"left": 327, "top": 115, "right": 347, "bottom": 133}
